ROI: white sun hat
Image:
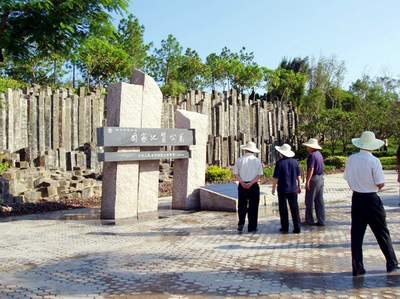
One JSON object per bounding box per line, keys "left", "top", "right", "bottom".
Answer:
{"left": 240, "top": 141, "right": 260, "bottom": 153}
{"left": 352, "top": 131, "right": 384, "bottom": 151}
{"left": 275, "top": 143, "right": 295, "bottom": 158}
{"left": 302, "top": 138, "right": 322, "bottom": 150}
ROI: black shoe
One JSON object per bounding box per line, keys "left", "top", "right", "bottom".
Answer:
{"left": 314, "top": 222, "right": 325, "bottom": 227}
{"left": 248, "top": 228, "right": 258, "bottom": 233}
{"left": 237, "top": 225, "right": 244, "bottom": 232}
{"left": 279, "top": 228, "right": 288, "bottom": 234}
{"left": 387, "top": 265, "right": 400, "bottom": 273}
{"left": 293, "top": 229, "right": 301, "bottom": 234}
{"left": 352, "top": 268, "right": 366, "bottom": 276}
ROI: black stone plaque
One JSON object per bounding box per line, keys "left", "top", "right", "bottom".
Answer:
{"left": 97, "top": 127, "right": 195, "bottom": 147}
{"left": 99, "top": 150, "right": 190, "bottom": 162}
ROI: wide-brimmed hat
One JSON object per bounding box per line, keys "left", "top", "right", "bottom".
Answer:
{"left": 275, "top": 144, "right": 295, "bottom": 158}
{"left": 240, "top": 141, "right": 260, "bottom": 153}
{"left": 352, "top": 131, "right": 384, "bottom": 151}
{"left": 302, "top": 138, "right": 322, "bottom": 150}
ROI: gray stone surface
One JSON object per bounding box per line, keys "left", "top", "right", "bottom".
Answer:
{"left": 0, "top": 172, "right": 400, "bottom": 298}
{"left": 101, "top": 82, "right": 142, "bottom": 220}
{"left": 172, "top": 109, "right": 208, "bottom": 210}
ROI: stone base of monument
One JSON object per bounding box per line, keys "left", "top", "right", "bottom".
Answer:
{"left": 199, "top": 183, "right": 268, "bottom": 212}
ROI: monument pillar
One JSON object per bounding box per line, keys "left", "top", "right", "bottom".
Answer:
{"left": 172, "top": 109, "right": 208, "bottom": 210}
{"left": 101, "top": 70, "right": 162, "bottom": 220}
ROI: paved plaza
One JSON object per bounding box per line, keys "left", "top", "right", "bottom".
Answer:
{"left": 1, "top": 171, "right": 400, "bottom": 298}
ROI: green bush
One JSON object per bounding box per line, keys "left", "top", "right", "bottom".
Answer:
{"left": 263, "top": 166, "right": 274, "bottom": 178}
{"left": 0, "top": 162, "right": 10, "bottom": 175}
{"left": 324, "top": 165, "right": 337, "bottom": 173}
{"left": 205, "top": 165, "right": 233, "bottom": 183}
{"left": 324, "top": 156, "right": 347, "bottom": 169}
{"left": 0, "top": 77, "right": 27, "bottom": 93}
{"left": 379, "top": 156, "right": 397, "bottom": 166}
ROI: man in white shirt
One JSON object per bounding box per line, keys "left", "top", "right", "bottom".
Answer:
{"left": 233, "top": 141, "right": 264, "bottom": 233}
{"left": 344, "top": 131, "right": 399, "bottom": 276}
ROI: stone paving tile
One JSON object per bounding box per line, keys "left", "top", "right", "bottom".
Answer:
{"left": 0, "top": 171, "right": 399, "bottom": 298}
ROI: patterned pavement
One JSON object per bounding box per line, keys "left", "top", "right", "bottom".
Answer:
{"left": 0, "top": 171, "right": 400, "bottom": 298}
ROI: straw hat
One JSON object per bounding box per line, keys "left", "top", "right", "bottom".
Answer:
{"left": 240, "top": 141, "right": 260, "bottom": 153}
{"left": 302, "top": 138, "right": 322, "bottom": 150}
{"left": 275, "top": 144, "right": 295, "bottom": 158}
{"left": 352, "top": 131, "right": 384, "bottom": 151}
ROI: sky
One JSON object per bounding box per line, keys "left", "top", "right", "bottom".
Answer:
{"left": 122, "top": 0, "right": 400, "bottom": 87}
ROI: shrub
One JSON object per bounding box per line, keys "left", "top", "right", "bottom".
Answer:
{"left": 0, "top": 77, "right": 27, "bottom": 93}
{"left": 379, "top": 156, "right": 397, "bottom": 166}
{"left": 324, "top": 165, "right": 337, "bottom": 173}
{"left": 205, "top": 165, "right": 233, "bottom": 183}
{"left": 0, "top": 162, "right": 10, "bottom": 175}
{"left": 263, "top": 166, "right": 274, "bottom": 178}
{"left": 324, "top": 156, "right": 347, "bottom": 169}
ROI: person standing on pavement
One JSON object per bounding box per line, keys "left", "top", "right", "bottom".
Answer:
{"left": 303, "top": 138, "right": 325, "bottom": 226}
{"left": 397, "top": 144, "right": 400, "bottom": 205}
{"left": 272, "top": 144, "right": 302, "bottom": 234}
{"left": 234, "top": 141, "right": 264, "bottom": 233}
{"left": 344, "top": 131, "right": 399, "bottom": 276}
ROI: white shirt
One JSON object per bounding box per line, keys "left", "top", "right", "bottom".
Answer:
{"left": 344, "top": 150, "right": 385, "bottom": 193}
{"left": 233, "top": 153, "right": 264, "bottom": 182}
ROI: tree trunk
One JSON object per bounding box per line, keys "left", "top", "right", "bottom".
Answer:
{"left": 53, "top": 60, "right": 57, "bottom": 84}
{"left": 72, "top": 64, "right": 76, "bottom": 89}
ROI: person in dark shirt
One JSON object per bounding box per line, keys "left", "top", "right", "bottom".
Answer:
{"left": 303, "top": 138, "right": 325, "bottom": 226}
{"left": 272, "top": 143, "right": 302, "bottom": 234}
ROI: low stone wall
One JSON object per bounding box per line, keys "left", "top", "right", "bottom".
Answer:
{"left": 0, "top": 166, "right": 102, "bottom": 206}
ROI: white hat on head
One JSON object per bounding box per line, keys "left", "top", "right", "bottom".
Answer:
{"left": 240, "top": 141, "right": 260, "bottom": 153}
{"left": 302, "top": 138, "right": 322, "bottom": 150}
{"left": 352, "top": 131, "right": 384, "bottom": 151}
{"left": 275, "top": 143, "right": 295, "bottom": 158}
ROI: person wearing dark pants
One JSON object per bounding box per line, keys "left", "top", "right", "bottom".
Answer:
{"left": 303, "top": 138, "right": 325, "bottom": 226}
{"left": 345, "top": 131, "right": 399, "bottom": 276}
{"left": 272, "top": 144, "right": 302, "bottom": 234}
{"left": 238, "top": 183, "right": 260, "bottom": 232}
{"left": 234, "top": 141, "right": 263, "bottom": 233}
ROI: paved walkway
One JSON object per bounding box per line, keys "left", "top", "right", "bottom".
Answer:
{"left": 1, "top": 171, "right": 400, "bottom": 298}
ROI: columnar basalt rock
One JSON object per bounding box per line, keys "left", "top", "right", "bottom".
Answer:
{"left": 0, "top": 87, "right": 296, "bottom": 172}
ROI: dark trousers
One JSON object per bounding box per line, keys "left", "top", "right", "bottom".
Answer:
{"left": 238, "top": 183, "right": 260, "bottom": 231}
{"left": 278, "top": 192, "right": 301, "bottom": 232}
{"left": 351, "top": 192, "right": 398, "bottom": 273}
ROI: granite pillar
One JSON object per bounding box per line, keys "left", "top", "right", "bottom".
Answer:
{"left": 172, "top": 109, "right": 208, "bottom": 210}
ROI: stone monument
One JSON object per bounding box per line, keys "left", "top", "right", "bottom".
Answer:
{"left": 98, "top": 71, "right": 208, "bottom": 220}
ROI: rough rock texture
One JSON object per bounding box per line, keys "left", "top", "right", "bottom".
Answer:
{"left": 172, "top": 109, "right": 208, "bottom": 210}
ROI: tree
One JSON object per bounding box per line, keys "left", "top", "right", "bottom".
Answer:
{"left": 0, "top": 0, "right": 128, "bottom": 83}
{"left": 145, "top": 34, "right": 183, "bottom": 86}
{"left": 175, "top": 48, "right": 210, "bottom": 91}
{"left": 117, "top": 14, "right": 151, "bottom": 75}
{"left": 265, "top": 68, "right": 308, "bottom": 105}
{"left": 77, "top": 36, "right": 130, "bottom": 87}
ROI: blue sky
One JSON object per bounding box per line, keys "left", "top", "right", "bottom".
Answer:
{"left": 122, "top": 0, "right": 400, "bottom": 87}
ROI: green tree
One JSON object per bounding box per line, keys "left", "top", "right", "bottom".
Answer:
{"left": 0, "top": 0, "right": 128, "bottom": 83}
{"left": 265, "top": 68, "right": 308, "bottom": 105}
{"left": 175, "top": 48, "right": 210, "bottom": 91}
{"left": 77, "top": 36, "right": 130, "bottom": 87}
{"left": 117, "top": 14, "right": 151, "bottom": 75}
{"left": 145, "top": 34, "right": 183, "bottom": 86}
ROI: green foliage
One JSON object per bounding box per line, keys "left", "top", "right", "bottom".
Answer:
{"left": 265, "top": 68, "right": 308, "bottom": 105}
{"left": 0, "top": 161, "right": 10, "bottom": 175}
{"left": 379, "top": 156, "right": 397, "bottom": 166}
{"left": 324, "top": 156, "right": 347, "bottom": 169}
{"left": 0, "top": 77, "right": 27, "bottom": 93}
{"left": 77, "top": 36, "right": 130, "bottom": 86}
{"left": 263, "top": 166, "right": 275, "bottom": 178}
{"left": 324, "top": 165, "right": 337, "bottom": 173}
{"left": 205, "top": 165, "right": 233, "bottom": 183}
{"left": 0, "top": 0, "right": 128, "bottom": 84}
